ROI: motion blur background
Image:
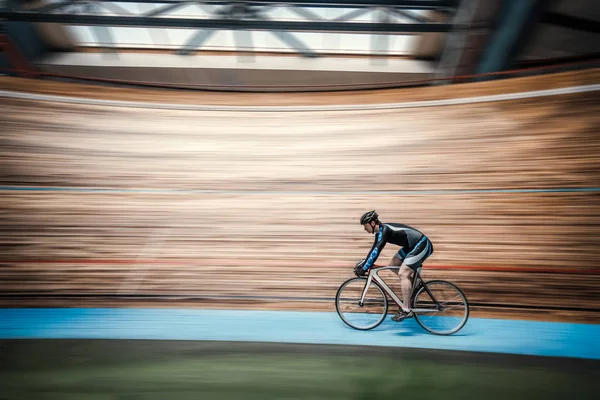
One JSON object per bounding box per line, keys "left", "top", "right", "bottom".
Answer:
{"left": 0, "top": 1, "right": 599, "bottom": 399}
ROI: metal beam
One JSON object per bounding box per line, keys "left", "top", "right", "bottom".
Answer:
{"left": 434, "top": 0, "right": 479, "bottom": 81}
{"left": 233, "top": 30, "right": 255, "bottom": 62}
{"left": 89, "top": 24, "right": 117, "bottom": 50}
{"left": 541, "top": 11, "right": 600, "bottom": 35}
{"left": 287, "top": 6, "right": 324, "bottom": 20}
{"left": 476, "top": 0, "right": 553, "bottom": 78}
{"left": 135, "top": 2, "right": 172, "bottom": 48}
{"left": 270, "top": 30, "right": 318, "bottom": 57}
{"left": 176, "top": 29, "right": 216, "bottom": 55}
{"left": 389, "top": 8, "right": 430, "bottom": 23}
{"left": 143, "top": 2, "right": 193, "bottom": 17}
{"left": 86, "top": 3, "right": 117, "bottom": 52}
{"left": 0, "top": 11, "right": 453, "bottom": 33}
{"left": 99, "top": 2, "right": 134, "bottom": 15}
{"left": 332, "top": 8, "right": 371, "bottom": 21}
{"left": 148, "top": 28, "right": 172, "bottom": 47}
{"left": 371, "top": 8, "right": 390, "bottom": 64}
{"left": 31, "top": 1, "right": 75, "bottom": 13}
{"left": 48, "top": 1, "right": 458, "bottom": 9}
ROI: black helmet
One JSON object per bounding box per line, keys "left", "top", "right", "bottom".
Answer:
{"left": 360, "top": 210, "right": 378, "bottom": 225}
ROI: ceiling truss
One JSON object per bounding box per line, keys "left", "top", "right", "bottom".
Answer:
{"left": 1, "top": 1, "right": 459, "bottom": 57}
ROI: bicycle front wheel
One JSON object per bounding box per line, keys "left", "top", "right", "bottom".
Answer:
{"left": 335, "top": 277, "right": 388, "bottom": 330}
{"left": 412, "top": 280, "right": 469, "bottom": 335}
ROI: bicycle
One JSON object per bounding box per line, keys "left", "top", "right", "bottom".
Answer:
{"left": 335, "top": 264, "right": 469, "bottom": 335}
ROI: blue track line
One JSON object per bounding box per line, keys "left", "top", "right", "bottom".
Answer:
{"left": 2, "top": 186, "right": 600, "bottom": 196}
{"left": 1, "top": 308, "right": 598, "bottom": 360}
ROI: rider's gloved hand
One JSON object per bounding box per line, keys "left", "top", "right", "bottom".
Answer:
{"left": 354, "top": 259, "right": 367, "bottom": 276}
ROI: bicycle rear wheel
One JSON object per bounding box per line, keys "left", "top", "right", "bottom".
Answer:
{"left": 412, "top": 280, "right": 469, "bottom": 335}
{"left": 335, "top": 277, "right": 388, "bottom": 330}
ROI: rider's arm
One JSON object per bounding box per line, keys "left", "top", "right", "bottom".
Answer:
{"left": 363, "top": 226, "right": 388, "bottom": 271}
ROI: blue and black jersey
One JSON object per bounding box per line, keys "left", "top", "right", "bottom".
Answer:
{"left": 363, "top": 223, "right": 432, "bottom": 270}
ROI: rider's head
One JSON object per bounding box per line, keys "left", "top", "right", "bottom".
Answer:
{"left": 360, "top": 210, "right": 380, "bottom": 234}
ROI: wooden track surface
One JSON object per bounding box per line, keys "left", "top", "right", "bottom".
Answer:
{"left": 1, "top": 71, "right": 599, "bottom": 322}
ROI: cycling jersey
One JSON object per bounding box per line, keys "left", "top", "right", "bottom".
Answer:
{"left": 363, "top": 223, "right": 432, "bottom": 270}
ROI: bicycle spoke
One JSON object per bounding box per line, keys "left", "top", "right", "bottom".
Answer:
{"left": 413, "top": 280, "right": 469, "bottom": 335}
{"left": 336, "top": 278, "right": 388, "bottom": 330}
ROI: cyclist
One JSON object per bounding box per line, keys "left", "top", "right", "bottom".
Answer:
{"left": 355, "top": 210, "right": 434, "bottom": 322}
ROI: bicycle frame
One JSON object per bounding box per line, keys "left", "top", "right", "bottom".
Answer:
{"left": 359, "top": 264, "right": 443, "bottom": 313}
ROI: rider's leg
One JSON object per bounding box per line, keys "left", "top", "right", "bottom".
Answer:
{"left": 398, "top": 265, "right": 414, "bottom": 313}
{"left": 390, "top": 255, "right": 412, "bottom": 313}
{"left": 399, "top": 237, "right": 432, "bottom": 312}
{"left": 390, "top": 254, "right": 403, "bottom": 269}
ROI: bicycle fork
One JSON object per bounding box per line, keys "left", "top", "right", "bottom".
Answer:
{"left": 358, "top": 274, "right": 375, "bottom": 307}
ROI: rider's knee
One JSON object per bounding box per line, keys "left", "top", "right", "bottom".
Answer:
{"left": 399, "top": 265, "right": 413, "bottom": 279}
